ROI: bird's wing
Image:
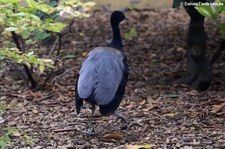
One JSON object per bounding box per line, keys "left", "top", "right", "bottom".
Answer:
{"left": 77, "top": 51, "right": 97, "bottom": 99}
{"left": 77, "top": 47, "right": 125, "bottom": 105}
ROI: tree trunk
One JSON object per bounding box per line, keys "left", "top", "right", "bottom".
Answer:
{"left": 184, "top": 2, "right": 213, "bottom": 91}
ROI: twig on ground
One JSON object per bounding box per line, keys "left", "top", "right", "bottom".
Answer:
{"left": 33, "top": 93, "right": 56, "bottom": 103}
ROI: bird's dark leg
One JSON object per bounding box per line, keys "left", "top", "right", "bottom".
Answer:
{"left": 86, "top": 104, "right": 95, "bottom": 135}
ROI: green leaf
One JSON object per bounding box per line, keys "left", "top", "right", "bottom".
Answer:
{"left": 36, "top": 4, "right": 55, "bottom": 14}
{"left": 0, "top": 134, "right": 11, "bottom": 148}
{"left": 124, "top": 28, "right": 137, "bottom": 40}
{"left": 0, "top": 55, "right": 5, "bottom": 60}
{"left": 26, "top": 0, "right": 36, "bottom": 8}
{"left": 0, "top": 102, "right": 7, "bottom": 113}
{"left": 34, "top": 31, "right": 51, "bottom": 41}
{"left": 10, "top": 12, "right": 40, "bottom": 21}
{"left": 5, "top": 127, "right": 19, "bottom": 136}
{"left": 0, "top": 0, "right": 18, "bottom": 4}
{"left": 20, "top": 30, "right": 30, "bottom": 39}
{"left": 83, "top": 2, "right": 95, "bottom": 11}
{"left": 29, "top": 56, "right": 38, "bottom": 64}
{"left": 196, "top": 5, "right": 216, "bottom": 18}
{"left": 62, "top": 54, "right": 76, "bottom": 60}
{"left": 25, "top": 39, "right": 37, "bottom": 45}
{"left": 0, "top": 140, "right": 7, "bottom": 149}
{"left": 218, "top": 3, "right": 225, "bottom": 13}
{"left": 27, "top": 51, "right": 34, "bottom": 57}
{"left": 5, "top": 27, "right": 17, "bottom": 32}
{"left": 45, "top": 22, "right": 66, "bottom": 32}
{"left": 39, "top": 64, "right": 45, "bottom": 73}
{"left": 49, "top": 0, "right": 59, "bottom": 7}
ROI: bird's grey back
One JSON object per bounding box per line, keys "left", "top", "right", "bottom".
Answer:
{"left": 77, "top": 47, "right": 125, "bottom": 105}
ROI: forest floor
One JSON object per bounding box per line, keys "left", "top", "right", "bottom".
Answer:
{"left": 0, "top": 8, "right": 225, "bottom": 149}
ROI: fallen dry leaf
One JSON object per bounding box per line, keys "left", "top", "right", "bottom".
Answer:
{"left": 102, "top": 133, "right": 123, "bottom": 140}
{"left": 139, "top": 99, "right": 146, "bottom": 105}
{"left": 126, "top": 144, "right": 153, "bottom": 149}
{"left": 142, "top": 105, "right": 156, "bottom": 112}
{"left": 9, "top": 99, "right": 18, "bottom": 107}
{"left": 163, "top": 112, "right": 177, "bottom": 117}
{"left": 126, "top": 102, "right": 136, "bottom": 109}
{"left": 82, "top": 51, "right": 89, "bottom": 58}
{"left": 191, "top": 111, "right": 200, "bottom": 117}
{"left": 211, "top": 102, "right": 225, "bottom": 113}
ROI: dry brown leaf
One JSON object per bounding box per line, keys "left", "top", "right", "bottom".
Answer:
{"left": 9, "top": 99, "right": 18, "bottom": 107}
{"left": 139, "top": 99, "right": 146, "bottom": 105}
{"left": 102, "top": 133, "right": 123, "bottom": 140}
{"left": 186, "top": 90, "right": 198, "bottom": 96}
{"left": 147, "top": 96, "right": 160, "bottom": 104}
{"left": 142, "top": 105, "right": 154, "bottom": 112}
{"left": 211, "top": 102, "right": 225, "bottom": 113}
{"left": 126, "top": 145, "right": 153, "bottom": 149}
{"left": 82, "top": 51, "right": 89, "bottom": 58}
{"left": 163, "top": 113, "right": 177, "bottom": 117}
{"left": 191, "top": 110, "right": 209, "bottom": 118}
{"left": 191, "top": 112, "right": 200, "bottom": 117}
{"left": 67, "top": 92, "right": 74, "bottom": 97}
{"left": 32, "top": 108, "right": 39, "bottom": 114}
{"left": 126, "top": 102, "right": 136, "bottom": 109}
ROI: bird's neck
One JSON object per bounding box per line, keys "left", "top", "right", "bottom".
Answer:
{"left": 108, "top": 24, "right": 123, "bottom": 50}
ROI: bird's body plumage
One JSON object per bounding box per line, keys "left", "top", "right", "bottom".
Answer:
{"left": 76, "top": 47, "right": 128, "bottom": 115}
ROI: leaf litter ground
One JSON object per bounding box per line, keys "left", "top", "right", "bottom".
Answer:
{"left": 0, "top": 8, "right": 225, "bottom": 149}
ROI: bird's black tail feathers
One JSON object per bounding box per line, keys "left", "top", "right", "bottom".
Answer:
{"left": 75, "top": 97, "right": 83, "bottom": 114}
{"left": 75, "top": 74, "right": 83, "bottom": 114}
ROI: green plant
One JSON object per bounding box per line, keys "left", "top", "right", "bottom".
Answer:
{"left": 195, "top": 0, "right": 225, "bottom": 36}
{"left": 124, "top": 27, "right": 137, "bottom": 40}
{"left": 0, "top": 0, "right": 95, "bottom": 89}
{"left": 0, "top": 133, "right": 11, "bottom": 149}
{"left": 0, "top": 126, "right": 38, "bottom": 149}
{"left": 0, "top": 102, "right": 7, "bottom": 113}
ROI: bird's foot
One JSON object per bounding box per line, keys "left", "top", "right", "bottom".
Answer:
{"left": 85, "top": 127, "right": 95, "bottom": 135}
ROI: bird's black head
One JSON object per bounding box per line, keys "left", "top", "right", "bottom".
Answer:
{"left": 110, "top": 11, "right": 127, "bottom": 26}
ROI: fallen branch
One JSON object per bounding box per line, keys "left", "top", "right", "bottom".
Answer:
{"left": 33, "top": 94, "right": 56, "bottom": 103}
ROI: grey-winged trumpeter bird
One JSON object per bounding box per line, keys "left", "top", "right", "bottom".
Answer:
{"left": 75, "top": 11, "right": 128, "bottom": 134}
